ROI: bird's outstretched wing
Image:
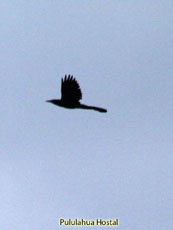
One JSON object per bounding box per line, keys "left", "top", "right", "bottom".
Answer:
{"left": 61, "top": 75, "right": 82, "bottom": 103}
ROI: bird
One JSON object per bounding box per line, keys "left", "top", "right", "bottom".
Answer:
{"left": 46, "top": 75, "right": 107, "bottom": 113}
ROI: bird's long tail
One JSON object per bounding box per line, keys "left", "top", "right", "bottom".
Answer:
{"left": 79, "top": 104, "right": 107, "bottom": 113}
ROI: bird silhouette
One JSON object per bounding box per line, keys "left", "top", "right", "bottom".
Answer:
{"left": 46, "top": 75, "right": 107, "bottom": 113}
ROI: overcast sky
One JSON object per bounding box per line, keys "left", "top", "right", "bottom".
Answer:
{"left": 1, "top": 1, "right": 172, "bottom": 230}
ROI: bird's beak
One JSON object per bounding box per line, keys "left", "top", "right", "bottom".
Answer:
{"left": 46, "top": 100, "right": 51, "bottom": 103}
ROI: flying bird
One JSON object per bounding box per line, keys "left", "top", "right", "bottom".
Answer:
{"left": 46, "top": 75, "right": 107, "bottom": 113}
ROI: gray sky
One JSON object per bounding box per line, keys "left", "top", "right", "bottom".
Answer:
{"left": 1, "top": 1, "right": 172, "bottom": 230}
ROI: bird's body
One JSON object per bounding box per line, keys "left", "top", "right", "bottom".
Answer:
{"left": 47, "top": 99, "right": 80, "bottom": 109}
{"left": 46, "top": 75, "right": 107, "bottom": 113}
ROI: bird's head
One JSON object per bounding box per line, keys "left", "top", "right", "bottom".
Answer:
{"left": 46, "top": 99, "right": 61, "bottom": 106}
